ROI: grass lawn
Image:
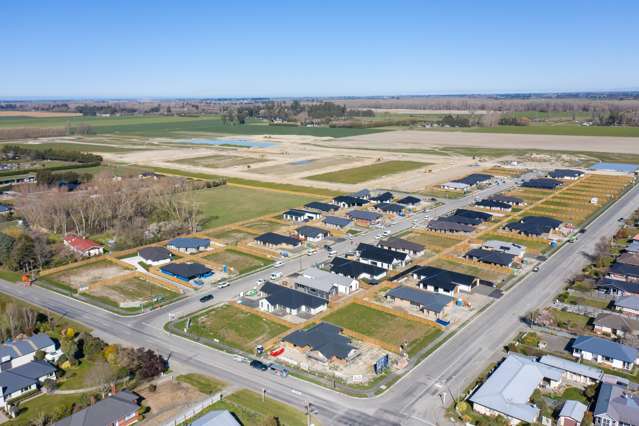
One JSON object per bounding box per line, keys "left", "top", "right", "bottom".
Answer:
{"left": 7, "top": 393, "right": 92, "bottom": 426}
{"left": 430, "top": 257, "right": 510, "bottom": 284}
{"left": 242, "top": 220, "right": 283, "bottom": 233}
{"left": 549, "top": 308, "right": 591, "bottom": 331}
{"left": 421, "top": 187, "right": 467, "bottom": 199}
{"left": 182, "top": 304, "right": 290, "bottom": 352}
{"left": 322, "top": 303, "right": 442, "bottom": 356}
{"left": 208, "top": 228, "right": 256, "bottom": 245}
{"left": 189, "top": 185, "right": 316, "bottom": 229}
{"left": 188, "top": 389, "right": 308, "bottom": 426}
{"left": 559, "top": 292, "right": 610, "bottom": 309}
{"left": 402, "top": 231, "right": 461, "bottom": 252}
{"left": 176, "top": 374, "right": 226, "bottom": 395}
{"left": 204, "top": 249, "right": 272, "bottom": 274}
{"left": 307, "top": 160, "right": 428, "bottom": 184}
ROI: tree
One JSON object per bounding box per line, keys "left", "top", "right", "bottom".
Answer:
{"left": 34, "top": 350, "right": 46, "bottom": 361}
{"left": 84, "top": 360, "right": 116, "bottom": 395}
{"left": 60, "top": 339, "right": 79, "bottom": 365}
{"left": 0, "top": 232, "right": 15, "bottom": 264}
{"left": 7, "top": 234, "right": 37, "bottom": 272}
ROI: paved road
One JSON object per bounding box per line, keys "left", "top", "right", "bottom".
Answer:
{"left": 4, "top": 173, "right": 635, "bottom": 426}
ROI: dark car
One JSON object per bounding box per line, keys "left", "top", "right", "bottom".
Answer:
{"left": 250, "top": 360, "right": 269, "bottom": 371}
{"left": 199, "top": 294, "right": 214, "bottom": 303}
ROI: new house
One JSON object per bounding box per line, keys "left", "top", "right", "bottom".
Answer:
{"left": 356, "top": 243, "right": 408, "bottom": 270}
{"left": 549, "top": 169, "right": 584, "bottom": 180}
{"left": 538, "top": 355, "right": 603, "bottom": 385}
{"left": 304, "top": 201, "right": 339, "bottom": 213}
{"left": 597, "top": 277, "right": 639, "bottom": 296}
{"left": 482, "top": 240, "right": 526, "bottom": 258}
{"left": 427, "top": 219, "right": 475, "bottom": 234}
{"left": 443, "top": 173, "right": 493, "bottom": 191}
{"left": 138, "top": 247, "right": 172, "bottom": 266}
{"left": 475, "top": 199, "right": 512, "bottom": 212}
{"left": 160, "top": 262, "right": 213, "bottom": 282}
{"left": 593, "top": 383, "right": 639, "bottom": 426}
{"left": 374, "top": 203, "right": 405, "bottom": 215}
{"left": 166, "top": 237, "right": 211, "bottom": 254}
{"left": 323, "top": 216, "right": 352, "bottom": 229}
{"left": 63, "top": 234, "right": 104, "bottom": 257}
{"left": 0, "top": 361, "right": 58, "bottom": 409}
{"left": 504, "top": 216, "right": 562, "bottom": 237}
{"left": 370, "top": 191, "right": 394, "bottom": 203}
{"left": 464, "top": 248, "right": 516, "bottom": 267}
{"left": 412, "top": 266, "right": 479, "bottom": 293}
{"left": 295, "top": 267, "right": 359, "bottom": 299}
{"left": 254, "top": 232, "right": 301, "bottom": 248}
{"left": 378, "top": 237, "right": 425, "bottom": 257}
{"left": 347, "top": 210, "right": 381, "bottom": 225}
{"left": 329, "top": 257, "right": 387, "bottom": 282}
{"left": 396, "top": 195, "right": 421, "bottom": 206}
{"left": 282, "top": 322, "right": 359, "bottom": 364}
{"left": 385, "top": 286, "right": 453, "bottom": 319}
{"left": 521, "top": 177, "right": 562, "bottom": 190}
{"left": 443, "top": 214, "right": 483, "bottom": 226}
{"left": 571, "top": 335, "right": 639, "bottom": 370}
{"left": 488, "top": 194, "right": 525, "bottom": 206}
{"left": 593, "top": 313, "right": 639, "bottom": 337}
{"left": 282, "top": 209, "right": 321, "bottom": 222}
{"left": 332, "top": 195, "right": 368, "bottom": 208}
{"left": 350, "top": 189, "right": 371, "bottom": 200}
{"left": 615, "top": 294, "right": 639, "bottom": 316}
{"left": 258, "top": 282, "right": 327, "bottom": 316}
{"left": 440, "top": 181, "right": 470, "bottom": 191}
{"left": 469, "top": 353, "right": 562, "bottom": 425}
{"left": 607, "top": 262, "right": 639, "bottom": 283}
{"left": 0, "top": 334, "right": 61, "bottom": 371}
{"left": 53, "top": 390, "right": 142, "bottom": 426}
{"left": 454, "top": 209, "right": 493, "bottom": 222}
{"left": 295, "top": 225, "right": 330, "bottom": 242}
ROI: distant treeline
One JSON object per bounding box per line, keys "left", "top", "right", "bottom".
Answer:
{"left": 2, "top": 145, "right": 103, "bottom": 163}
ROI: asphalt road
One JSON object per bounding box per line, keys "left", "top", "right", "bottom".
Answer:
{"left": 3, "top": 172, "right": 635, "bottom": 426}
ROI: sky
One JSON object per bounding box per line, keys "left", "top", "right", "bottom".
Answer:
{"left": 1, "top": 0, "right": 638, "bottom": 98}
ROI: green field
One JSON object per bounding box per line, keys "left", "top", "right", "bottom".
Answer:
{"left": 0, "top": 115, "right": 385, "bottom": 138}
{"left": 6, "top": 393, "right": 92, "bottom": 426}
{"left": 0, "top": 141, "right": 143, "bottom": 153}
{"left": 204, "top": 249, "right": 272, "bottom": 274}
{"left": 182, "top": 304, "right": 290, "bottom": 352}
{"left": 307, "top": 160, "right": 428, "bottom": 184}
{"left": 176, "top": 373, "right": 226, "bottom": 395}
{"left": 189, "top": 185, "right": 316, "bottom": 229}
{"left": 548, "top": 308, "right": 591, "bottom": 332}
{"left": 322, "top": 303, "right": 442, "bottom": 356}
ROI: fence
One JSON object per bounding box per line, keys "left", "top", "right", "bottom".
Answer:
{"left": 162, "top": 393, "right": 223, "bottom": 426}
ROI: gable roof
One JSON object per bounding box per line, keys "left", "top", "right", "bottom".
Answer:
{"left": 350, "top": 189, "right": 371, "bottom": 199}
{"left": 453, "top": 173, "right": 493, "bottom": 186}
{"left": 475, "top": 199, "right": 512, "bottom": 210}
{"left": 594, "top": 313, "right": 639, "bottom": 333}
{"left": 412, "top": 266, "right": 478, "bottom": 288}
{"left": 504, "top": 216, "right": 561, "bottom": 235}
{"left": 347, "top": 210, "right": 381, "bottom": 222}
{"left": 138, "top": 246, "right": 172, "bottom": 262}
{"left": 454, "top": 208, "right": 492, "bottom": 221}
{"left": 357, "top": 243, "right": 407, "bottom": 264}
{"left": 0, "top": 334, "right": 55, "bottom": 361}
{"left": 626, "top": 240, "right": 639, "bottom": 253}
{"left": 297, "top": 267, "right": 354, "bottom": 292}
{"left": 192, "top": 410, "right": 241, "bottom": 426}
{"left": 296, "top": 225, "right": 329, "bottom": 238}
{"left": 329, "top": 257, "right": 387, "bottom": 280}
{"left": 386, "top": 286, "right": 453, "bottom": 313}
{"left": 375, "top": 203, "right": 405, "bottom": 213}
{"left": 333, "top": 195, "right": 368, "bottom": 206}
{"left": 167, "top": 237, "right": 210, "bottom": 249}
{"left": 489, "top": 194, "right": 524, "bottom": 205}
{"left": 397, "top": 195, "right": 421, "bottom": 205}
{"left": 559, "top": 400, "right": 587, "bottom": 422}
{"left": 323, "top": 216, "right": 351, "bottom": 227}
{"left": 465, "top": 248, "right": 515, "bottom": 267}
{"left": 615, "top": 294, "right": 639, "bottom": 310}
{"left": 283, "top": 209, "right": 307, "bottom": 218}
{"left": 469, "top": 353, "right": 562, "bottom": 423}
{"left": 572, "top": 335, "right": 638, "bottom": 363}
{"left": 549, "top": 169, "right": 583, "bottom": 179}
{"left": 63, "top": 235, "right": 102, "bottom": 252}
{"left": 379, "top": 237, "right": 424, "bottom": 253}
{"left": 594, "top": 383, "right": 639, "bottom": 424}
{"left": 255, "top": 232, "right": 300, "bottom": 246}
{"left": 521, "top": 178, "right": 562, "bottom": 190}
{"left": 597, "top": 278, "right": 639, "bottom": 295}
{"left": 53, "top": 391, "right": 140, "bottom": 426}
{"left": 304, "top": 201, "right": 339, "bottom": 212}
{"left": 617, "top": 252, "right": 639, "bottom": 266}
{"left": 538, "top": 355, "right": 603, "bottom": 381}
{"left": 260, "top": 282, "right": 327, "bottom": 310}
{"left": 482, "top": 240, "right": 526, "bottom": 257}
{"left": 370, "top": 191, "right": 394, "bottom": 202}
{"left": 444, "top": 214, "right": 483, "bottom": 226}
{"left": 609, "top": 262, "right": 639, "bottom": 278}
{"left": 427, "top": 220, "right": 475, "bottom": 233}
{"left": 283, "top": 322, "right": 356, "bottom": 360}
{"left": 161, "top": 262, "right": 211, "bottom": 279}
{"left": 0, "top": 360, "right": 57, "bottom": 398}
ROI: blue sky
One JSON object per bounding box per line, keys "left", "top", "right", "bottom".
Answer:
{"left": 2, "top": 0, "right": 638, "bottom": 98}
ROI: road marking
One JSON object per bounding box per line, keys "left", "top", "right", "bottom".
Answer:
{"left": 291, "top": 389, "right": 302, "bottom": 396}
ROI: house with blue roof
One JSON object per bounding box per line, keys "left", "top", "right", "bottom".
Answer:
{"left": 0, "top": 333, "right": 62, "bottom": 370}
{"left": 571, "top": 335, "right": 639, "bottom": 370}
{"left": 0, "top": 360, "right": 57, "bottom": 408}
{"left": 323, "top": 216, "right": 352, "bottom": 229}
{"left": 167, "top": 237, "right": 211, "bottom": 254}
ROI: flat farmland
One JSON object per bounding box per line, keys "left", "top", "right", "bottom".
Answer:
{"left": 306, "top": 160, "right": 429, "bottom": 184}
{"left": 189, "top": 185, "right": 316, "bottom": 229}
{"left": 203, "top": 249, "right": 272, "bottom": 275}
{"left": 181, "top": 304, "right": 290, "bottom": 352}
{"left": 173, "top": 154, "right": 266, "bottom": 168}
{"left": 322, "top": 303, "right": 442, "bottom": 356}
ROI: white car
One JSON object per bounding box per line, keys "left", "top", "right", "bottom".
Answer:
{"left": 256, "top": 278, "right": 265, "bottom": 285}
{"left": 270, "top": 272, "right": 283, "bottom": 280}
{"left": 328, "top": 250, "right": 337, "bottom": 256}
{"left": 217, "top": 281, "right": 230, "bottom": 289}
{"left": 274, "top": 260, "right": 284, "bottom": 268}
{"left": 383, "top": 230, "right": 391, "bottom": 236}
{"left": 375, "top": 234, "right": 382, "bottom": 240}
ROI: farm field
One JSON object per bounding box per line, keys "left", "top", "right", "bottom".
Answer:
{"left": 49, "top": 261, "right": 132, "bottom": 290}
{"left": 251, "top": 155, "right": 361, "bottom": 176}
{"left": 322, "top": 303, "right": 442, "bottom": 356}
{"left": 189, "top": 185, "right": 317, "bottom": 229}
{"left": 0, "top": 140, "right": 144, "bottom": 153}
{"left": 459, "top": 124, "right": 639, "bottom": 138}
{"left": 84, "top": 276, "right": 180, "bottom": 307}
{"left": 181, "top": 304, "right": 290, "bottom": 352}
{"left": 173, "top": 154, "right": 266, "bottom": 168}
{"left": 203, "top": 249, "right": 272, "bottom": 275}
{"left": 307, "top": 160, "right": 429, "bottom": 184}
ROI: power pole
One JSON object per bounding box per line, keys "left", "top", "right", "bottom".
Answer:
{"left": 262, "top": 388, "right": 266, "bottom": 402}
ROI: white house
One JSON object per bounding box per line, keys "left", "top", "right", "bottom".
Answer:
{"left": 258, "top": 282, "right": 328, "bottom": 316}
{"left": 572, "top": 336, "right": 639, "bottom": 370}
{"left": 138, "top": 247, "right": 172, "bottom": 266}
{"left": 538, "top": 355, "right": 603, "bottom": 386}
{"left": 294, "top": 267, "right": 359, "bottom": 300}
{"left": 0, "top": 334, "right": 62, "bottom": 370}
{"left": 63, "top": 235, "right": 103, "bottom": 257}
{"left": 0, "top": 361, "right": 57, "bottom": 408}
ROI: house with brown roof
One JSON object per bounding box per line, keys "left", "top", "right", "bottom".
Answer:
{"left": 594, "top": 313, "right": 639, "bottom": 338}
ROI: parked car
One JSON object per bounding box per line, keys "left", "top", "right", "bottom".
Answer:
{"left": 532, "top": 266, "right": 540, "bottom": 272}
{"left": 250, "top": 360, "right": 269, "bottom": 371}
{"left": 199, "top": 294, "right": 214, "bottom": 303}
{"left": 256, "top": 278, "right": 265, "bottom": 285}
{"left": 383, "top": 230, "right": 391, "bottom": 236}
{"left": 274, "top": 260, "right": 284, "bottom": 267}
{"left": 270, "top": 272, "right": 283, "bottom": 280}
{"left": 328, "top": 250, "right": 337, "bottom": 256}
{"left": 217, "top": 282, "right": 230, "bottom": 289}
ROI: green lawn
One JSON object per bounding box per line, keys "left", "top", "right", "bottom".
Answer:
{"left": 0, "top": 141, "right": 142, "bottom": 153}
{"left": 7, "top": 393, "right": 92, "bottom": 426}
{"left": 558, "top": 292, "right": 611, "bottom": 309}
{"left": 176, "top": 374, "right": 226, "bottom": 395}
{"left": 181, "top": 304, "right": 290, "bottom": 352}
{"left": 204, "top": 249, "right": 272, "bottom": 274}
{"left": 307, "top": 160, "right": 429, "bottom": 184}
{"left": 480, "top": 232, "right": 551, "bottom": 254}
{"left": 187, "top": 389, "right": 308, "bottom": 426}
{"left": 549, "top": 308, "right": 591, "bottom": 332}
{"left": 189, "top": 185, "right": 316, "bottom": 229}
{"left": 322, "top": 303, "right": 442, "bottom": 356}
{"left": 461, "top": 124, "right": 639, "bottom": 138}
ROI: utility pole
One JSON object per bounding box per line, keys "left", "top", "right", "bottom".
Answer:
{"left": 306, "top": 401, "right": 311, "bottom": 426}
{"left": 262, "top": 388, "right": 266, "bottom": 402}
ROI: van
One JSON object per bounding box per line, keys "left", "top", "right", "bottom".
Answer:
{"left": 270, "top": 272, "right": 283, "bottom": 280}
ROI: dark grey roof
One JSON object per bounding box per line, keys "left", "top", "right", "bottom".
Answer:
{"left": 489, "top": 194, "right": 524, "bottom": 205}
{"left": 53, "top": 391, "right": 140, "bottom": 426}
{"left": 597, "top": 278, "right": 639, "bottom": 295}
{"left": 255, "top": 232, "right": 300, "bottom": 246}
{"left": 609, "top": 262, "right": 639, "bottom": 278}
{"left": 572, "top": 335, "right": 638, "bottom": 363}
{"left": 375, "top": 203, "right": 405, "bottom": 213}
{"left": 504, "top": 216, "right": 561, "bottom": 235}
{"left": 0, "top": 204, "right": 12, "bottom": 213}
{"left": 323, "top": 216, "right": 351, "bottom": 227}
{"left": 444, "top": 214, "right": 483, "bottom": 226}
{"left": 379, "top": 237, "right": 424, "bottom": 254}
{"left": 0, "top": 334, "right": 55, "bottom": 361}
{"left": 138, "top": 246, "right": 172, "bottom": 262}
{"left": 333, "top": 195, "right": 368, "bottom": 206}
{"left": 617, "top": 252, "right": 639, "bottom": 266}
{"left": 453, "top": 173, "right": 493, "bottom": 186}
{"left": 260, "top": 282, "right": 327, "bottom": 310}
{"left": 370, "top": 192, "right": 394, "bottom": 202}
{"left": 397, "top": 195, "right": 421, "bottom": 205}
{"left": 283, "top": 209, "right": 307, "bottom": 218}
{"left": 475, "top": 199, "right": 512, "bottom": 210}
{"left": 454, "top": 209, "right": 493, "bottom": 221}
{"left": 412, "top": 266, "right": 479, "bottom": 288}
{"left": 521, "top": 178, "right": 562, "bottom": 189}
{"left": 329, "top": 257, "right": 387, "bottom": 280}
{"left": 549, "top": 169, "right": 583, "bottom": 179}
{"left": 615, "top": 294, "right": 639, "bottom": 310}
{"left": 0, "top": 360, "right": 56, "bottom": 397}
{"left": 350, "top": 189, "right": 371, "bottom": 199}
{"left": 593, "top": 383, "right": 639, "bottom": 424}
{"left": 283, "top": 322, "right": 356, "bottom": 360}
{"left": 305, "top": 201, "right": 339, "bottom": 212}
{"left": 594, "top": 313, "right": 639, "bottom": 333}
{"left": 160, "top": 262, "right": 211, "bottom": 279}
{"left": 465, "top": 248, "right": 515, "bottom": 267}
{"left": 427, "top": 220, "right": 475, "bottom": 233}
{"left": 348, "top": 210, "right": 381, "bottom": 221}
{"left": 357, "top": 243, "right": 407, "bottom": 264}
{"left": 386, "top": 286, "right": 453, "bottom": 313}
{"left": 167, "top": 237, "right": 210, "bottom": 249}
{"left": 296, "top": 225, "right": 329, "bottom": 238}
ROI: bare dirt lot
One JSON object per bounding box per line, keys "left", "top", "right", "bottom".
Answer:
{"left": 139, "top": 380, "right": 207, "bottom": 426}
{"left": 0, "top": 111, "right": 82, "bottom": 117}
{"left": 51, "top": 261, "right": 132, "bottom": 289}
